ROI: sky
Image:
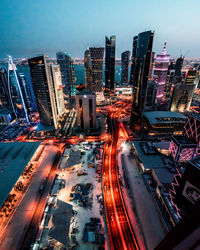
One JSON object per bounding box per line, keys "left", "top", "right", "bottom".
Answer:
{"left": 0, "top": 0, "right": 200, "bottom": 59}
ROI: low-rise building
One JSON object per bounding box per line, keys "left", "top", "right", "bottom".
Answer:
{"left": 142, "top": 111, "right": 186, "bottom": 136}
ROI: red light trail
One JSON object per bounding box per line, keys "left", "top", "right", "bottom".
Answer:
{"left": 102, "top": 101, "right": 139, "bottom": 250}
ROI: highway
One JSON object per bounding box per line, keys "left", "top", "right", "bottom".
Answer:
{"left": 102, "top": 110, "right": 139, "bottom": 250}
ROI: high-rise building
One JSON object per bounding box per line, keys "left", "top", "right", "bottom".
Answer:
{"left": 76, "top": 91, "right": 96, "bottom": 130}
{"left": 121, "top": 51, "right": 130, "bottom": 83}
{"left": 89, "top": 47, "right": 104, "bottom": 101}
{"left": 131, "top": 31, "right": 154, "bottom": 124}
{"left": 144, "top": 80, "right": 158, "bottom": 108}
{"left": 56, "top": 51, "right": 76, "bottom": 97}
{"left": 84, "top": 49, "right": 93, "bottom": 90}
{"left": 105, "top": 36, "right": 116, "bottom": 91}
{"left": 50, "top": 65, "right": 65, "bottom": 115}
{"left": 0, "top": 67, "right": 10, "bottom": 107}
{"left": 129, "top": 36, "right": 138, "bottom": 85}
{"left": 28, "top": 55, "right": 59, "bottom": 129}
{"left": 8, "top": 56, "right": 29, "bottom": 122}
{"left": 65, "top": 53, "right": 76, "bottom": 97}
{"left": 170, "top": 69, "right": 198, "bottom": 112}
{"left": 17, "top": 72, "right": 37, "bottom": 113}
{"left": 175, "top": 56, "right": 184, "bottom": 76}
{"left": 56, "top": 51, "right": 68, "bottom": 96}
{"left": 148, "top": 51, "right": 155, "bottom": 79}
{"left": 153, "top": 42, "right": 170, "bottom": 103}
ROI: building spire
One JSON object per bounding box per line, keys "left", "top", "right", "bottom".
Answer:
{"left": 162, "top": 41, "right": 167, "bottom": 55}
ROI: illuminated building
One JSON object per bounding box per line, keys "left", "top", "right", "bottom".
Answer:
{"left": 170, "top": 70, "right": 199, "bottom": 112}
{"left": 183, "top": 112, "right": 200, "bottom": 156}
{"left": 105, "top": 36, "right": 116, "bottom": 91}
{"left": 144, "top": 80, "right": 158, "bottom": 109}
{"left": 0, "top": 67, "right": 10, "bottom": 107}
{"left": 153, "top": 42, "right": 170, "bottom": 103}
{"left": 114, "top": 86, "right": 132, "bottom": 95}
{"left": 89, "top": 47, "right": 104, "bottom": 102}
{"left": 121, "top": 51, "right": 130, "bottom": 83}
{"left": 169, "top": 136, "right": 197, "bottom": 162}
{"left": 142, "top": 111, "right": 186, "bottom": 136}
{"left": 17, "top": 72, "right": 37, "bottom": 113}
{"left": 130, "top": 31, "right": 154, "bottom": 124}
{"left": 28, "top": 55, "right": 59, "bottom": 129}
{"left": 172, "top": 156, "right": 200, "bottom": 212}
{"left": 50, "top": 65, "right": 65, "bottom": 115}
{"left": 8, "top": 56, "right": 29, "bottom": 122}
{"left": 56, "top": 51, "right": 76, "bottom": 97}
{"left": 76, "top": 91, "right": 96, "bottom": 130}
{"left": 84, "top": 49, "right": 93, "bottom": 90}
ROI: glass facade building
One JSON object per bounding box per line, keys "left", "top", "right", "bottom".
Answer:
{"left": 56, "top": 51, "right": 76, "bottom": 97}
{"left": 28, "top": 55, "right": 59, "bottom": 129}
{"left": 121, "top": 51, "right": 130, "bottom": 83}
{"left": 89, "top": 47, "right": 104, "bottom": 93}
{"left": 131, "top": 31, "right": 154, "bottom": 124}
{"left": 105, "top": 35, "right": 116, "bottom": 91}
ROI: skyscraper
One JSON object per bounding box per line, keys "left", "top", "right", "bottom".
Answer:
{"left": 131, "top": 31, "right": 154, "bottom": 124}
{"left": 56, "top": 51, "right": 76, "bottom": 97}
{"left": 121, "top": 51, "right": 130, "bottom": 83}
{"left": 144, "top": 80, "right": 158, "bottom": 108}
{"left": 105, "top": 36, "right": 116, "bottom": 91}
{"left": 0, "top": 67, "right": 10, "bottom": 107}
{"left": 170, "top": 69, "right": 199, "bottom": 112}
{"left": 17, "top": 72, "right": 37, "bottom": 113}
{"left": 65, "top": 53, "right": 76, "bottom": 97}
{"left": 84, "top": 49, "right": 93, "bottom": 90}
{"left": 175, "top": 56, "right": 184, "bottom": 76}
{"left": 28, "top": 55, "right": 59, "bottom": 129}
{"left": 89, "top": 47, "right": 104, "bottom": 102}
{"left": 148, "top": 51, "right": 155, "bottom": 79}
{"left": 129, "top": 36, "right": 138, "bottom": 85}
{"left": 50, "top": 65, "right": 65, "bottom": 115}
{"left": 8, "top": 56, "right": 29, "bottom": 122}
{"left": 153, "top": 42, "right": 170, "bottom": 103}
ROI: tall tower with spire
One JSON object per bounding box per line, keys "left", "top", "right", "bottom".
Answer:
{"left": 153, "top": 42, "right": 170, "bottom": 104}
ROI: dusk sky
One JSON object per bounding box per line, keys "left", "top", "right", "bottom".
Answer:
{"left": 0, "top": 0, "right": 200, "bottom": 59}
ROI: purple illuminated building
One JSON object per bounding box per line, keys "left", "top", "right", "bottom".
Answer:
{"left": 153, "top": 42, "right": 170, "bottom": 104}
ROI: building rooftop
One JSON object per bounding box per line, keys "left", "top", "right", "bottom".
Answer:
{"left": 0, "top": 107, "right": 13, "bottom": 116}
{"left": 189, "top": 155, "right": 200, "bottom": 170}
{"left": 172, "top": 136, "right": 197, "bottom": 146}
{"left": 133, "top": 141, "right": 174, "bottom": 184}
{"left": 36, "top": 121, "right": 55, "bottom": 132}
{"left": 0, "top": 142, "right": 40, "bottom": 208}
{"left": 76, "top": 90, "right": 96, "bottom": 96}
{"left": 65, "top": 150, "right": 81, "bottom": 168}
{"left": 143, "top": 111, "right": 186, "bottom": 124}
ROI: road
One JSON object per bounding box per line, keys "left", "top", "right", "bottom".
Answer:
{"left": 102, "top": 111, "right": 139, "bottom": 250}
{"left": 20, "top": 145, "right": 64, "bottom": 249}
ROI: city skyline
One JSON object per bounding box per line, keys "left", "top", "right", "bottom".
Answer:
{"left": 0, "top": 0, "right": 200, "bottom": 58}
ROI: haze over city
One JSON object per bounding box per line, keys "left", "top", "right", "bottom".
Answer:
{"left": 0, "top": 0, "right": 200, "bottom": 58}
